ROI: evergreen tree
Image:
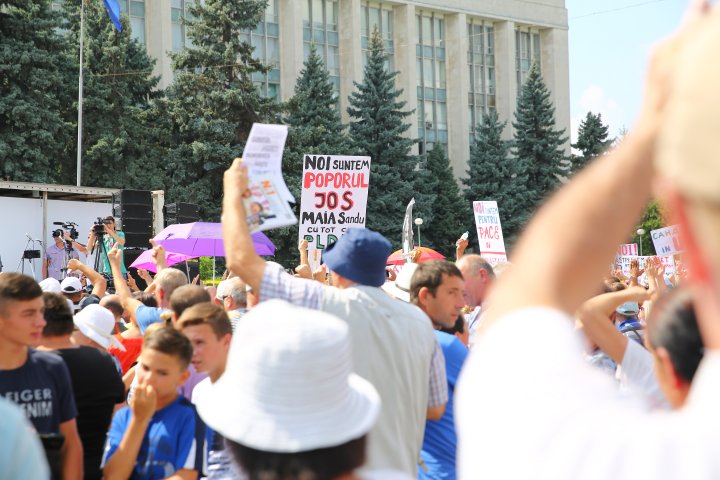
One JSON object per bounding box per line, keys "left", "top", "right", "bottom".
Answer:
{"left": 513, "top": 62, "right": 568, "bottom": 215}
{"left": 61, "top": 1, "right": 163, "bottom": 188}
{"left": 347, "top": 27, "right": 416, "bottom": 244}
{"left": 415, "top": 144, "right": 466, "bottom": 256}
{"left": 272, "top": 43, "right": 353, "bottom": 267}
{"left": 0, "top": 0, "right": 73, "bottom": 182}
{"left": 161, "top": 0, "right": 279, "bottom": 219}
{"left": 571, "top": 111, "right": 612, "bottom": 175}
{"left": 464, "top": 111, "right": 528, "bottom": 243}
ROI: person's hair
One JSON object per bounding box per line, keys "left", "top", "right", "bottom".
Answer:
{"left": 42, "top": 292, "right": 74, "bottom": 337}
{"left": 132, "top": 291, "right": 158, "bottom": 307}
{"left": 142, "top": 325, "right": 193, "bottom": 369}
{"left": 0, "top": 273, "right": 43, "bottom": 314}
{"left": 177, "top": 302, "right": 232, "bottom": 339}
{"left": 100, "top": 297, "right": 123, "bottom": 318}
{"left": 223, "top": 278, "right": 247, "bottom": 306}
{"left": 227, "top": 435, "right": 367, "bottom": 480}
{"left": 169, "top": 285, "right": 211, "bottom": 318}
{"left": 647, "top": 289, "right": 703, "bottom": 383}
{"left": 603, "top": 280, "right": 627, "bottom": 293}
{"left": 103, "top": 216, "right": 115, "bottom": 223}
{"left": 154, "top": 268, "right": 189, "bottom": 299}
{"left": 409, "top": 260, "right": 464, "bottom": 305}
{"left": 62, "top": 290, "right": 83, "bottom": 301}
{"left": 457, "top": 255, "right": 496, "bottom": 280}
{"left": 439, "top": 315, "right": 466, "bottom": 336}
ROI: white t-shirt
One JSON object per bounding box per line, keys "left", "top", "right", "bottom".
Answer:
{"left": 456, "top": 307, "right": 720, "bottom": 479}
{"left": 617, "top": 337, "right": 669, "bottom": 409}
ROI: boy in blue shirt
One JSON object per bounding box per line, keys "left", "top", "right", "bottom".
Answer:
{"left": 102, "top": 325, "right": 206, "bottom": 480}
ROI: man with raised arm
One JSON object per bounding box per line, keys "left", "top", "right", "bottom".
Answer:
{"left": 221, "top": 160, "right": 447, "bottom": 476}
{"left": 456, "top": 3, "right": 720, "bottom": 478}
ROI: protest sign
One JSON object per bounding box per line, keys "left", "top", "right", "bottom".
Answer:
{"left": 651, "top": 225, "right": 682, "bottom": 257}
{"left": 299, "top": 154, "right": 372, "bottom": 255}
{"left": 614, "top": 255, "right": 676, "bottom": 278}
{"left": 617, "top": 243, "right": 638, "bottom": 257}
{"left": 473, "top": 201, "right": 507, "bottom": 266}
{"left": 241, "top": 123, "right": 297, "bottom": 232}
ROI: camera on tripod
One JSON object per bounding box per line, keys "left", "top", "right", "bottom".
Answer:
{"left": 93, "top": 217, "right": 110, "bottom": 236}
{"left": 52, "top": 222, "right": 79, "bottom": 242}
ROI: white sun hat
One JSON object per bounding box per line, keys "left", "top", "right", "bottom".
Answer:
{"left": 196, "top": 299, "right": 380, "bottom": 453}
{"left": 381, "top": 263, "right": 418, "bottom": 303}
{"left": 73, "top": 304, "right": 125, "bottom": 351}
{"left": 39, "top": 278, "right": 62, "bottom": 293}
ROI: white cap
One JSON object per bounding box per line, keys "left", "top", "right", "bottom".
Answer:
{"left": 60, "top": 277, "right": 82, "bottom": 294}
{"left": 381, "top": 263, "right": 418, "bottom": 303}
{"left": 39, "top": 278, "right": 62, "bottom": 293}
{"left": 215, "top": 279, "right": 231, "bottom": 301}
{"left": 196, "top": 300, "right": 380, "bottom": 453}
{"left": 73, "top": 305, "right": 125, "bottom": 351}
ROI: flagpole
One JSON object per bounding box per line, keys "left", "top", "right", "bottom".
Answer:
{"left": 76, "top": 0, "right": 85, "bottom": 187}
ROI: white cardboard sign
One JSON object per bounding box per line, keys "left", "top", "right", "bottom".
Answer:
{"left": 473, "top": 201, "right": 507, "bottom": 266}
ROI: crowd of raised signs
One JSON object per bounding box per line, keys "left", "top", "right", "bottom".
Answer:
{"left": 2, "top": 4, "right": 720, "bottom": 479}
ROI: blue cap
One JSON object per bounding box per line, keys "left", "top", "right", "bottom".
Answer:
{"left": 616, "top": 301, "right": 640, "bottom": 316}
{"left": 322, "top": 228, "right": 392, "bottom": 287}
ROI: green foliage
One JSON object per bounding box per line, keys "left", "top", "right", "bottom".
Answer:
{"left": 347, "top": 27, "right": 416, "bottom": 245}
{"left": 0, "top": 0, "right": 73, "bottom": 182}
{"left": 160, "top": 0, "right": 279, "bottom": 221}
{"left": 414, "top": 144, "right": 466, "bottom": 256}
{"left": 635, "top": 201, "right": 666, "bottom": 256}
{"left": 270, "top": 44, "right": 354, "bottom": 267}
{"left": 60, "top": 0, "right": 163, "bottom": 188}
{"left": 571, "top": 111, "right": 612, "bottom": 176}
{"left": 513, "top": 62, "right": 568, "bottom": 218}
{"left": 464, "top": 111, "right": 528, "bottom": 244}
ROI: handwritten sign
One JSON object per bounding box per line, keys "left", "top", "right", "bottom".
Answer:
{"left": 299, "top": 154, "right": 372, "bottom": 253}
{"left": 651, "top": 225, "right": 682, "bottom": 257}
{"left": 473, "top": 201, "right": 507, "bottom": 266}
{"left": 614, "top": 255, "right": 676, "bottom": 277}
{"left": 617, "top": 243, "right": 638, "bottom": 257}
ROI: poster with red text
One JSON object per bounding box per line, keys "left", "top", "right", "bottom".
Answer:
{"left": 473, "top": 201, "right": 507, "bottom": 266}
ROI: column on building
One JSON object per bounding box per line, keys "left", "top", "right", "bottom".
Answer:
{"left": 492, "top": 20, "right": 516, "bottom": 141}
{"left": 338, "top": 0, "right": 363, "bottom": 123}
{"left": 278, "top": 0, "right": 304, "bottom": 102}
{"left": 540, "top": 27, "right": 571, "bottom": 154}
{"left": 444, "top": 13, "right": 470, "bottom": 179}
{"left": 145, "top": 0, "right": 173, "bottom": 89}
{"left": 392, "top": 3, "right": 418, "bottom": 154}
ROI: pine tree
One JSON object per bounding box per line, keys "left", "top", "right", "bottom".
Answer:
{"left": 415, "top": 144, "right": 466, "bottom": 256}
{"left": 60, "top": 0, "right": 163, "bottom": 188}
{"left": 0, "top": 0, "right": 73, "bottom": 182}
{"left": 571, "top": 111, "right": 612, "bottom": 175}
{"left": 160, "top": 0, "right": 279, "bottom": 220}
{"left": 347, "top": 27, "right": 416, "bottom": 244}
{"left": 513, "top": 62, "right": 568, "bottom": 215}
{"left": 272, "top": 43, "right": 353, "bottom": 267}
{"left": 464, "top": 111, "right": 528, "bottom": 243}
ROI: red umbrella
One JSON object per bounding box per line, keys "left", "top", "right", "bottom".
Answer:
{"left": 387, "top": 247, "right": 445, "bottom": 265}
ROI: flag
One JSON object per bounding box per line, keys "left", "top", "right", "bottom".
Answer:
{"left": 102, "top": 0, "right": 123, "bottom": 32}
{"left": 401, "top": 198, "right": 415, "bottom": 264}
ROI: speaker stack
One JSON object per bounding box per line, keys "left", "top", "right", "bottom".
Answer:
{"left": 164, "top": 202, "right": 200, "bottom": 226}
{"left": 113, "top": 190, "right": 153, "bottom": 249}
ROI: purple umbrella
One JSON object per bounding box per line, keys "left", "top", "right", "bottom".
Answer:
{"left": 129, "top": 250, "right": 198, "bottom": 274}
{"left": 152, "top": 222, "right": 276, "bottom": 257}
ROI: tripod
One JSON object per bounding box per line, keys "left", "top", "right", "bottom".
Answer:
{"left": 91, "top": 230, "right": 109, "bottom": 274}
{"left": 58, "top": 240, "right": 78, "bottom": 280}
{"left": 16, "top": 237, "right": 41, "bottom": 280}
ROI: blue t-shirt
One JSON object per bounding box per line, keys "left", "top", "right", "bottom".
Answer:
{"left": 0, "top": 349, "right": 77, "bottom": 433}
{"left": 419, "top": 332, "right": 468, "bottom": 480}
{"left": 102, "top": 395, "right": 207, "bottom": 479}
{"left": 136, "top": 304, "right": 166, "bottom": 334}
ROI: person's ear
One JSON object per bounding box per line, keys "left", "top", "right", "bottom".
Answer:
{"left": 178, "top": 368, "right": 191, "bottom": 387}
{"left": 418, "top": 286, "right": 431, "bottom": 306}
{"left": 655, "top": 347, "right": 683, "bottom": 389}
{"left": 222, "top": 333, "right": 232, "bottom": 349}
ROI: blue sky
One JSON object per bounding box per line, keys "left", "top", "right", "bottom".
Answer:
{"left": 566, "top": 0, "right": 686, "bottom": 142}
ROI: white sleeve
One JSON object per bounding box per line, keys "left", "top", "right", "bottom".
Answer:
{"left": 618, "top": 339, "right": 669, "bottom": 409}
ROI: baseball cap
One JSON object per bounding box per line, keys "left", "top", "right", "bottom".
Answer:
{"left": 616, "top": 301, "right": 640, "bottom": 317}
{"left": 60, "top": 277, "right": 82, "bottom": 294}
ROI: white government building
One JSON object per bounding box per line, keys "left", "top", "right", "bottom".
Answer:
{"left": 66, "top": 0, "right": 570, "bottom": 178}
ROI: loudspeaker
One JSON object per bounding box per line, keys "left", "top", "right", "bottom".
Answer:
{"left": 113, "top": 189, "right": 153, "bottom": 249}
{"left": 164, "top": 202, "right": 200, "bottom": 226}
{"left": 169, "top": 260, "right": 200, "bottom": 282}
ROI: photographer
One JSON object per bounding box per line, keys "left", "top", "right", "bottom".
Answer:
{"left": 42, "top": 228, "right": 86, "bottom": 281}
{"left": 87, "top": 216, "right": 126, "bottom": 277}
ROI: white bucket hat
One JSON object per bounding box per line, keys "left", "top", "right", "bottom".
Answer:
{"left": 196, "top": 299, "right": 380, "bottom": 453}
{"left": 381, "top": 263, "right": 418, "bottom": 303}
{"left": 73, "top": 304, "right": 125, "bottom": 351}
{"left": 39, "top": 278, "right": 62, "bottom": 293}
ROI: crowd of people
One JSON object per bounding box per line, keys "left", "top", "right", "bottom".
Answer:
{"left": 1, "top": 3, "right": 720, "bottom": 479}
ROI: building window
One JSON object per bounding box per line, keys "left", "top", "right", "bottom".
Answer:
{"left": 119, "top": 0, "right": 146, "bottom": 44}
{"left": 303, "top": 0, "right": 340, "bottom": 99}
{"left": 516, "top": 29, "right": 541, "bottom": 93}
{"left": 171, "top": 0, "right": 195, "bottom": 52}
{"left": 240, "top": 0, "right": 281, "bottom": 101}
{"left": 467, "top": 20, "right": 495, "bottom": 141}
{"left": 360, "top": 2, "right": 394, "bottom": 72}
{"left": 416, "top": 12, "right": 447, "bottom": 151}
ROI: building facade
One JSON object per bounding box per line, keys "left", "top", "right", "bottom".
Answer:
{"left": 117, "top": 0, "right": 569, "bottom": 179}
